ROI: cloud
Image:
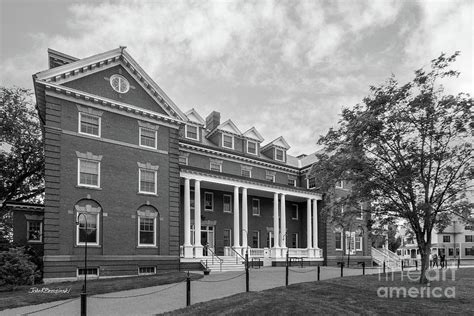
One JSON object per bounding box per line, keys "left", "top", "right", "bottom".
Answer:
{"left": 1, "top": 0, "right": 470, "bottom": 154}
{"left": 404, "top": 0, "right": 473, "bottom": 94}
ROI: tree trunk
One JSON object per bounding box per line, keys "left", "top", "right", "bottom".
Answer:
{"left": 419, "top": 243, "right": 431, "bottom": 284}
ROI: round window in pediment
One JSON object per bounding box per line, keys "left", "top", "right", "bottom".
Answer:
{"left": 110, "top": 74, "right": 130, "bottom": 93}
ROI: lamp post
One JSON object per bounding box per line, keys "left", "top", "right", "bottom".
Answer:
{"left": 76, "top": 213, "right": 88, "bottom": 316}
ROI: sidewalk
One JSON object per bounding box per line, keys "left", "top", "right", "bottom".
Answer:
{"left": 3, "top": 267, "right": 377, "bottom": 316}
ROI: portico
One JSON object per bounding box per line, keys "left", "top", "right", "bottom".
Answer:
{"left": 180, "top": 170, "right": 323, "bottom": 262}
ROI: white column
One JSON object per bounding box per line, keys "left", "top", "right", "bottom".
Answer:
{"left": 280, "top": 194, "right": 286, "bottom": 248}
{"left": 307, "top": 199, "right": 312, "bottom": 248}
{"left": 194, "top": 180, "right": 203, "bottom": 257}
{"left": 273, "top": 193, "right": 280, "bottom": 249}
{"left": 313, "top": 199, "right": 318, "bottom": 249}
{"left": 183, "top": 178, "right": 193, "bottom": 257}
{"left": 242, "top": 187, "right": 248, "bottom": 249}
{"left": 233, "top": 186, "right": 240, "bottom": 249}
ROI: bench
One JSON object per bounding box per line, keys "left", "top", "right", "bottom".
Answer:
{"left": 289, "top": 257, "right": 306, "bottom": 268}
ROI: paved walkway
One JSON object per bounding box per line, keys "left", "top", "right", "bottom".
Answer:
{"left": 3, "top": 267, "right": 379, "bottom": 316}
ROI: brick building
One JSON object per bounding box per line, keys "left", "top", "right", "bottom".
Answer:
{"left": 33, "top": 48, "right": 370, "bottom": 282}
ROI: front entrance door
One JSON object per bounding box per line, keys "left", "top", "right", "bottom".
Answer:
{"left": 201, "top": 225, "right": 215, "bottom": 256}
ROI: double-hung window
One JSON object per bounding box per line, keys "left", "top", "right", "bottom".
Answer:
{"left": 291, "top": 204, "right": 299, "bottom": 220}
{"left": 223, "top": 195, "right": 232, "bottom": 213}
{"left": 204, "top": 192, "right": 214, "bottom": 211}
{"left": 78, "top": 159, "right": 100, "bottom": 188}
{"left": 266, "top": 171, "right": 276, "bottom": 182}
{"left": 185, "top": 125, "right": 199, "bottom": 140}
{"left": 307, "top": 177, "right": 316, "bottom": 189}
{"left": 210, "top": 159, "right": 222, "bottom": 172}
{"left": 288, "top": 176, "right": 296, "bottom": 187}
{"left": 137, "top": 208, "right": 158, "bottom": 247}
{"left": 222, "top": 134, "right": 234, "bottom": 149}
{"left": 140, "top": 127, "right": 157, "bottom": 149}
{"left": 77, "top": 212, "right": 99, "bottom": 246}
{"left": 139, "top": 169, "right": 157, "bottom": 194}
{"left": 252, "top": 231, "right": 260, "bottom": 248}
{"left": 355, "top": 236, "right": 363, "bottom": 251}
{"left": 27, "top": 220, "right": 42, "bottom": 242}
{"left": 79, "top": 113, "right": 101, "bottom": 137}
{"left": 138, "top": 217, "right": 156, "bottom": 246}
{"left": 275, "top": 148, "right": 284, "bottom": 161}
{"left": 241, "top": 166, "right": 252, "bottom": 178}
{"left": 335, "top": 230, "right": 343, "bottom": 250}
{"left": 247, "top": 141, "right": 257, "bottom": 155}
{"left": 252, "top": 199, "right": 260, "bottom": 216}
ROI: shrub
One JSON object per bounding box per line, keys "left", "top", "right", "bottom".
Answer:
{"left": 0, "top": 247, "right": 40, "bottom": 288}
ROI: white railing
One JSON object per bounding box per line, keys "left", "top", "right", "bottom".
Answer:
{"left": 248, "top": 248, "right": 265, "bottom": 258}
{"left": 288, "top": 248, "right": 308, "bottom": 257}
{"left": 371, "top": 247, "right": 400, "bottom": 269}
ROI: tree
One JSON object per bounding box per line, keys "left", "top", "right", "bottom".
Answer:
{"left": 0, "top": 87, "right": 44, "bottom": 217}
{"left": 311, "top": 52, "right": 473, "bottom": 283}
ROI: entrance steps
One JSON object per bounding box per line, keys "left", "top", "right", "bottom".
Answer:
{"left": 203, "top": 255, "right": 245, "bottom": 272}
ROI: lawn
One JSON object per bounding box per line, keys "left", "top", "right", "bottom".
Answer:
{"left": 166, "top": 268, "right": 474, "bottom": 315}
{"left": 0, "top": 271, "right": 202, "bottom": 311}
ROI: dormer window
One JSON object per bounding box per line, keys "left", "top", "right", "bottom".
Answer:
{"left": 222, "top": 134, "right": 234, "bottom": 149}
{"left": 275, "top": 148, "right": 284, "bottom": 161}
{"left": 185, "top": 125, "right": 199, "bottom": 140}
{"left": 247, "top": 141, "right": 257, "bottom": 155}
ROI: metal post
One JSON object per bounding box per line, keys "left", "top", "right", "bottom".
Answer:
{"left": 245, "top": 253, "right": 249, "bottom": 292}
{"left": 80, "top": 292, "right": 87, "bottom": 316}
{"left": 285, "top": 250, "right": 289, "bottom": 286}
{"left": 362, "top": 262, "right": 365, "bottom": 276}
{"left": 401, "top": 260, "right": 404, "bottom": 271}
{"left": 457, "top": 257, "right": 460, "bottom": 269}
{"left": 383, "top": 261, "right": 386, "bottom": 274}
{"left": 76, "top": 213, "right": 88, "bottom": 316}
{"left": 186, "top": 271, "right": 191, "bottom": 306}
{"left": 415, "top": 260, "right": 418, "bottom": 271}
{"left": 340, "top": 262, "right": 344, "bottom": 277}
{"left": 317, "top": 265, "right": 320, "bottom": 281}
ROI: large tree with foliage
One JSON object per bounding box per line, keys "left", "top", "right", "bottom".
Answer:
{"left": 311, "top": 52, "right": 473, "bottom": 283}
{"left": 0, "top": 87, "right": 44, "bottom": 217}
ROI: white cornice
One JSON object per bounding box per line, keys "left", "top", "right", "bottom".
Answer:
{"left": 179, "top": 142, "right": 300, "bottom": 174}
{"left": 180, "top": 169, "right": 321, "bottom": 200}
{"left": 43, "top": 85, "right": 183, "bottom": 129}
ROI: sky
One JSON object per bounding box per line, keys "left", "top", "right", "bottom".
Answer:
{"left": 1, "top": 0, "right": 473, "bottom": 156}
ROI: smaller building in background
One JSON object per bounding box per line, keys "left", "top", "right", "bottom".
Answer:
{"left": 397, "top": 217, "right": 474, "bottom": 267}
{"left": 1, "top": 201, "right": 45, "bottom": 253}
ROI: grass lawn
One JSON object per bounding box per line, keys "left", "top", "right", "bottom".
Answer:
{"left": 166, "top": 268, "right": 474, "bottom": 315}
{"left": 0, "top": 271, "right": 202, "bottom": 311}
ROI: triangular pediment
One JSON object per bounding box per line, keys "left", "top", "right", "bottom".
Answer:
{"left": 216, "top": 119, "right": 242, "bottom": 135}
{"left": 243, "top": 127, "right": 264, "bottom": 142}
{"left": 34, "top": 47, "right": 186, "bottom": 121}
{"left": 262, "top": 136, "right": 290, "bottom": 150}
{"left": 185, "top": 109, "right": 205, "bottom": 125}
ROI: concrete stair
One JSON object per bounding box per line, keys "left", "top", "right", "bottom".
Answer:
{"left": 202, "top": 256, "right": 245, "bottom": 272}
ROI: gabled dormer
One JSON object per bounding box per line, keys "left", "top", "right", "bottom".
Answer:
{"left": 184, "top": 108, "right": 205, "bottom": 142}
{"left": 242, "top": 127, "right": 264, "bottom": 156}
{"left": 206, "top": 117, "right": 242, "bottom": 151}
{"left": 261, "top": 136, "right": 290, "bottom": 163}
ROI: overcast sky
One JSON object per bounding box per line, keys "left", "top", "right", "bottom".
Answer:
{"left": 1, "top": 0, "right": 472, "bottom": 156}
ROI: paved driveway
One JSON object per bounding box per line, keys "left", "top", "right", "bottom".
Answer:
{"left": 3, "top": 267, "right": 379, "bottom": 316}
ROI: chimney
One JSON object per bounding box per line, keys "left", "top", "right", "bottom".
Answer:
{"left": 206, "top": 111, "right": 221, "bottom": 131}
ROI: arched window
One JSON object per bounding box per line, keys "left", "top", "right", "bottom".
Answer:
{"left": 137, "top": 206, "right": 159, "bottom": 247}
{"left": 75, "top": 199, "right": 102, "bottom": 246}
